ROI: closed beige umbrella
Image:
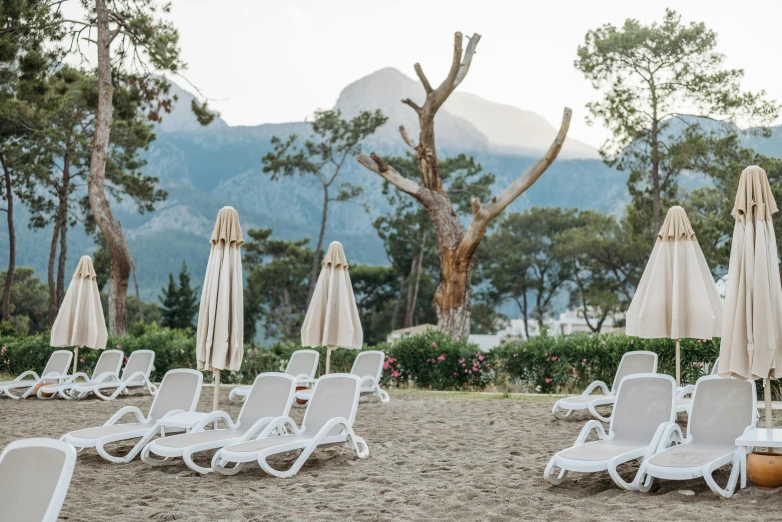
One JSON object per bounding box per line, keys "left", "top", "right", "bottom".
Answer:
{"left": 626, "top": 206, "right": 723, "bottom": 386}
{"left": 196, "top": 206, "right": 244, "bottom": 410}
{"left": 718, "top": 165, "right": 782, "bottom": 427}
{"left": 301, "top": 241, "right": 362, "bottom": 374}
{"left": 51, "top": 255, "right": 108, "bottom": 373}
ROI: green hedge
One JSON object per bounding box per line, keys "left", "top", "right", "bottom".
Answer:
{"left": 0, "top": 325, "right": 726, "bottom": 392}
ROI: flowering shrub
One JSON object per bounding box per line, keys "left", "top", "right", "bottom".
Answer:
{"left": 0, "top": 326, "right": 722, "bottom": 393}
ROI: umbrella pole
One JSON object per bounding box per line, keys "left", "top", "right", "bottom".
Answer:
{"left": 325, "top": 346, "right": 334, "bottom": 374}
{"left": 765, "top": 376, "right": 773, "bottom": 429}
{"left": 73, "top": 346, "right": 79, "bottom": 374}
{"left": 213, "top": 370, "right": 221, "bottom": 411}
{"left": 675, "top": 339, "right": 681, "bottom": 387}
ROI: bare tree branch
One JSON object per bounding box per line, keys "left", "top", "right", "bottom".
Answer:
{"left": 402, "top": 98, "right": 422, "bottom": 113}
{"left": 414, "top": 63, "right": 433, "bottom": 94}
{"left": 399, "top": 125, "right": 419, "bottom": 158}
{"left": 470, "top": 196, "right": 481, "bottom": 218}
{"left": 356, "top": 153, "right": 421, "bottom": 198}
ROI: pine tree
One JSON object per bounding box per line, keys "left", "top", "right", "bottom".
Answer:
{"left": 159, "top": 261, "right": 199, "bottom": 329}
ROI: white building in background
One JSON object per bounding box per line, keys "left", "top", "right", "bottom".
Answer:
{"left": 386, "top": 308, "right": 621, "bottom": 352}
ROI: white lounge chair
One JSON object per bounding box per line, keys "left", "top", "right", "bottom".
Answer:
{"left": 229, "top": 349, "right": 319, "bottom": 404}
{"left": 61, "top": 369, "right": 203, "bottom": 463}
{"left": 295, "top": 350, "right": 390, "bottom": 405}
{"left": 0, "top": 438, "right": 77, "bottom": 522}
{"left": 38, "top": 349, "right": 123, "bottom": 400}
{"left": 71, "top": 349, "right": 157, "bottom": 400}
{"left": 544, "top": 373, "right": 676, "bottom": 490}
{"left": 212, "top": 373, "right": 369, "bottom": 478}
{"left": 675, "top": 357, "right": 719, "bottom": 414}
{"left": 141, "top": 372, "right": 297, "bottom": 474}
{"left": 0, "top": 350, "right": 73, "bottom": 400}
{"left": 552, "top": 350, "right": 658, "bottom": 421}
{"left": 634, "top": 375, "right": 756, "bottom": 498}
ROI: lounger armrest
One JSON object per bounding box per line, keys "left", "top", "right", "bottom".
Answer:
{"left": 257, "top": 416, "right": 302, "bottom": 438}
{"left": 574, "top": 420, "right": 607, "bottom": 446}
{"left": 122, "top": 370, "right": 148, "bottom": 385}
{"left": 92, "top": 372, "right": 119, "bottom": 384}
{"left": 240, "top": 416, "right": 277, "bottom": 440}
{"left": 105, "top": 406, "right": 147, "bottom": 426}
{"left": 14, "top": 371, "right": 40, "bottom": 382}
{"left": 676, "top": 385, "right": 696, "bottom": 399}
{"left": 581, "top": 380, "right": 610, "bottom": 396}
{"left": 359, "top": 376, "right": 379, "bottom": 388}
{"left": 309, "top": 417, "right": 353, "bottom": 445}
{"left": 192, "top": 411, "right": 236, "bottom": 432}
{"left": 41, "top": 371, "right": 68, "bottom": 383}
{"left": 293, "top": 374, "right": 312, "bottom": 381}
{"left": 647, "top": 422, "right": 682, "bottom": 458}
{"left": 66, "top": 372, "right": 92, "bottom": 383}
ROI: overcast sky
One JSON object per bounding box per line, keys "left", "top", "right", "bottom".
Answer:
{"left": 168, "top": 0, "right": 782, "bottom": 148}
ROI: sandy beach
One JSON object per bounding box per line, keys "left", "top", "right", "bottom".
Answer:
{"left": 2, "top": 389, "right": 782, "bottom": 521}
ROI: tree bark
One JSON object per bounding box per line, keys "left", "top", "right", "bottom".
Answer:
{"left": 0, "top": 153, "right": 15, "bottom": 322}
{"left": 56, "top": 155, "right": 71, "bottom": 309}
{"left": 357, "top": 32, "right": 571, "bottom": 338}
{"left": 88, "top": 0, "right": 131, "bottom": 337}
{"left": 308, "top": 183, "right": 329, "bottom": 303}
{"left": 132, "top": 261, "right": 143, "bottom": 322}
{"left": 391, "top": 275, "right": 405, "bottom": 331}
{"left": 47, "top": 217, "right": 62, "bottom": 326}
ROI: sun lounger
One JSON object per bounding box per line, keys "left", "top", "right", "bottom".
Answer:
{"left": 141, "top": 373, "right": 297, "bottom": 474}
{"left": 71, "top": 349, "right": 156, "bottom": 400}
{"left": 38, "top": 349, "right": 123, "bottom": 400}
{"left": 61, "top": 369, "right": 203, "bottom": 463}
{"left": 0, "top": 438, "right": 77, "bottom": 522}
{"left": 0, "top": 350, "right": 73, "bottom": 400}
{"left": 212, "top": 373, "right": 369, "bottom": 478}
{"left": 295, "top": 350, "right": 390, "bottom": 405}
{"left": 229, "top": 349, "right": 319, "bottom": 404}
{"left": 544, "top": 373, "right": 676, "bottom": 490}
{"left": 552, "top": 350, "right": 658, "bottom": 421}
{"left": 634, "top": 375, "right": 756, "bottom": 498}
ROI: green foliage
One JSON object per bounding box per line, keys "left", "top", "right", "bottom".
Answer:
{"left": 0, "top": 267, "right": 48, "bottom": 334}
{"left": 158, "top": 261, "right": 199, "bottom": 329}
{"left": 350, "top": 264, "right": 399, "bottom": 345}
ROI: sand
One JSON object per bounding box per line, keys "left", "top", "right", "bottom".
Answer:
{"left": 2, "top": 389, "right": 782, "bottom": 521}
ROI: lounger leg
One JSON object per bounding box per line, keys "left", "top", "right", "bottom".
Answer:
{"left": 552, "top": 401, "right": 575, "bottom": 420}
{"left": 140, "top": 445, "right": 176, "bottom": 467}
{"left": 210, "top": 451, "right": 246, "bottom": 476}
{"left": 96, "top": 428, "right": 160, "bottom": 464}
{"left": 543, "top": 457, "right": 567, "bottom": 485}
{"left": 587, "top": 403, "right": 612, "bottom": 423}
{"left": 704, "top": 455, "right": 740, "bottom": 498}
{"left": 633, "top": 462, "right": 654, "bottom": 492}
{"left": 182, "top": 449, "right": 215, "bottom": 474}
{"left": 375, "top": 387, "right": 390, "bottom": 403}
{"left": 607, "top": 457, "right": 636, "bottom": 491}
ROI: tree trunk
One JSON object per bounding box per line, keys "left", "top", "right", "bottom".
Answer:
{"left": 650, "top": 104, "right": 661, "bottom": 235}
{"left": 56, "top": 158, "right": 71, "bottom": 309}
{"left": 391, "top": 275, "right": 405, "bottom": 331}
{"left": 47, "top": 218, "right": 62, "bottom": 326}
{"left": 88, "top": 0, "right": 131, "bottom": 337}
{"left": 410, "top": 229, "right": 428, "bottom": 326}
{"left": 404, "top": 243, "right": 418, "bottom": 328}
{"left": 1, "top": 153, "right": 15, "bottom": 321}
{"left": 132, "top": 261, "right": 143, "bottom": 322}
{"left": 308, "top": 184, "right": 329, "bottom": 303}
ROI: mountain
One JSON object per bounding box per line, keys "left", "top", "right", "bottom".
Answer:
{"left": 0, "top": 69, "right": 651, "bottom": 301}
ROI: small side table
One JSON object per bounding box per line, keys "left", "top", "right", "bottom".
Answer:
{"left": 735, "top": 427, "right": 782, "bottom": 489}
{"left": 156, "top": 411, "right": 210, "bottom": 436}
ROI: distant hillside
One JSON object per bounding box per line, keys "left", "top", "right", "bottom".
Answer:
{"left": 14, "top": 70, "right": 782, "bottom": 301}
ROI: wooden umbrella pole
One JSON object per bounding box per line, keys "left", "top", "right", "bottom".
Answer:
{"left": 765, "top": 376, "right": 773, "bottom": 429}
{"left": 213, "top": 369, "right": 221, "bottom": 412}
{"left": 325, "top": 346, "right": 334, "bottom": 374}
{"left": 675, "top": 339, "right": 681, "bottom": 387}
{"left": 73, "top": 346, "right": 80, "bottom": 374}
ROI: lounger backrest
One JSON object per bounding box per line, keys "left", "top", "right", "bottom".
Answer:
{"left": 0, "top": 438, "right": 76, "bottom": 522}
{"left": 351, "top": 351, "right": 384, "bottom": 381}
{"left": 710, "top": 357, "right": 720, "bottom": 376}
{"left": 148, "top": 369, "right": 203, "bottom": 421}
{"left": 93, "top": 349, "right": 123, "bottom": 378}
{"left": 42, "top": 350, "right": 73, "bottom": 378}
{"left": 121, "top": 350, "right": 155, "bottom": 383}
{"left": 689, "top": 376, "right": 756, "bottom": 446}
{"left": 611, "top": 373, "right": 674, "bottom": 444}
{"left": 302, "top": 374, "right": 360, "bottom": 436}
{"left": 611, "top": 351, "right": 658, "bottom": 393}
{"left": 238, "top": 373, "right": 296, "bottom": 428}
{"left": 285, "top": 350, "right": 319, "bottom": 379}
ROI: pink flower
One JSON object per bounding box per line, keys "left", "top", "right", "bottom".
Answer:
{"left": 437, "top": 354, "right": 447, "bottom": 361}
{"left": 115, "top": 344, "right": 122, "bottom": 350}
{"left": 467, "top": 370, "right": 472, "bottom": 374}
{"left": 486, "top": 364, "right": 491, "bottom": 369}
{"left": 389, "top": 358, "right": 396, "bottom": 363}
{"left": 582, "top": 358, "right": 587, "bottom": 364}
{"left": 383, "top": 362, "right": 390, "bottom": 370}
{"left": 478, "top": 354, "right": 484, "bottom": 361}
{"left": 545, "top": 378, "right": 553, "bottom": 384}
{"left": 513, "top": 353, "right": 518, "bottom": 358}
{"left": 551, "top": 356, "right": 558, "bottom": 361}
{"left": 124, "top": 356, "right": 129, "bottom": 363}
{"left": 574, "top": 371, "right": 579, "bottom": 378}
{"left": 391, "top": 371, "right": 401, "bottom": 378}
{"left": 459, "top": 358, "right": 465, "bottom": 364}
{"left": 79, "top": 358, "right": 85, "bottom": 363}
{"left": 454, "top": 372, "right": 459, "bottom": 376}
{"left": 431, "top": 342, "right": 437, "bottom": 348}
{"left": 0, "top": 346, "right": 6, "bottom": 354}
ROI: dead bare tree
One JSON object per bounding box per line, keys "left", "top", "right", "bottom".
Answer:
{"left": 357, "top": 32, "right": 572, "bottom": 337}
